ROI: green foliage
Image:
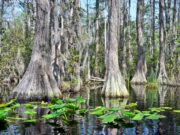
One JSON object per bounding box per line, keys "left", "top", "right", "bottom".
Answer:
{"left": 42, "top": 97, "right": 87, "bottom": 124}
{"left": 42, "top": 112, "right": 60, "bottom": 120}
{"left": 91, "top": 102, "right": 170, "bottom": 125}
{"left": 0, "top": 99, "right": 17, "bottom": 108}
{"left": 100, "top": 113, "right": 119, "bottom": 124}
{"left": 132, "top": 112, "right": 144, "bottom": 121}
{"left": 173, "top": 110, "right": 180, "bottom": 113}
{"left": 0, "top": 110, "right": 8, "bottom": 121}
{"left": 24, "top": 119, "right": 37, "bottom": 123}
{"left": 0, "top": 15, "right": 33, "bottom": 80}
{"left": 91, "top": 106, "right": 106, "bottom": 116}
{"left": 0, "top": 98, "right": 174, "bottom": 127}
{"left": 24, "top": 110, "right": 37, "bottom": 116}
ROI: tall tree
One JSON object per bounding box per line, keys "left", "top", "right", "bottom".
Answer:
{"left": 94, "top": 0, "right": 100, "bottom": 76}
{"left": 102, "top": 0, "right": 129, "bottom": 98}
{"left": 170, "top": 0, "right": 177, "bottom": 79}
{"left": 11, "top": 0, "right": 61, "bottom": 100}
{"left": 150, "top": 0, "right": 156, "bottom": 72}
{"left": 158, "top": 0, "right": 168, "bottom": 83}
{"left": 127, "top": 0, "right": 132, "bottom": 66}
{"left": 0, "top": 0, "right": 4, "bottom": 53}
{"left": 131, "top": 0, "right": 147, "bottom": 84}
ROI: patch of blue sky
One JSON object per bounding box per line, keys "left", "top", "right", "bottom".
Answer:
{"left": 80, "top": 0, "right": 137, "bottom": 20}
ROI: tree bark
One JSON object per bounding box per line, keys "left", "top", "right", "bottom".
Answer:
{"left": 131, "top": 0, "right": 147, "bottom": 84}
{"left": 150, "top": 0, "right": 156, "bottom": 72}
{"left": 122, "top": 0, "right": 127, "bottom": 78}
{"left": 171, "top": 0, "right": 177, "bottom": 80}
{"left": 24, "top": 0, "right": 31, "bottom": 38}
{"left": 11, "top": 0, "right": 62, "bottom": 101}
{"left": 102, "top": 0, "right": 129, "bottom": 98}
{"left": 127, "top": 0, "right": 133, "bottom": 65}
{"left": 94, "top": 0, "right": 100, "bottom": 76}
{"left": 0, "top": 0, "right": 4, "bottom": 54}
{"left": 158, "top": 0, "right": 168, "bottom": 84}
{"left": 51, "top": 0, "right": 61, "bottom": 87}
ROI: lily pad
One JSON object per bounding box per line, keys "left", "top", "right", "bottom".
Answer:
{"left": 132, "top": 112, "right": 144, "bottom": 121}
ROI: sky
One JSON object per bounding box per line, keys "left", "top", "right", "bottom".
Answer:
{"left": 80, "top": 0, "right": 137, "bottom": 20}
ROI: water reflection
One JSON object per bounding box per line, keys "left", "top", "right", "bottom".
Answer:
{"left": 1, "top": 86, "right": 180, "bottom": 135}
{"left": 146, "top": 88, "right": 158, "bottom": 109}
{"left": 131, "top": 85, "right": 146, "bottom": 110}
{"left": 158, "top": 86, "right": 168, "bottom": 106}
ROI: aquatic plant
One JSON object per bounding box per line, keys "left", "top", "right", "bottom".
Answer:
{"left": 91, "top": 103, "right": 172, "bottom": 125}
{"left": 0, "top": 97, "right": 179, "bottom": 127}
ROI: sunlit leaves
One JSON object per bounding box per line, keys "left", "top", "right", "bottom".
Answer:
{"left": 0, "top": 99, "right": 17, "bottom": 108}
{"left": 91, "top": 106, "right": 106, "bottom": 116}
{"left": 0, "top": 98, "right": 173, "bottom": 126}
{"left": 132, "top": 113, "right": 144, "bottom": 121}
{"left": 173, "top": 110, "right": 180, "bottom": 113}
{"left": 100, "top": 114, "right": 119, "bottom": 124}
{"left": 123, "top": 111, "right": 135, "bottom": 118}
{"left": 24, "top": 110, "right": 37, "bottom": 116}
{"left": 42, "top": 113, "right": 60, "bottom": 119}
{"left": 24, "top": 119, "right": 37, "bottom": 123}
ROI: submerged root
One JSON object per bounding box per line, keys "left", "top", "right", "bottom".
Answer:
{"left": 10, "top": 62, "right": 62, "bottom": 101}
{"left": 131, "top": 71, "right": 147, "bottom": 84}
{"left": 102, "top": 73, "right": 129, "bottom": 98}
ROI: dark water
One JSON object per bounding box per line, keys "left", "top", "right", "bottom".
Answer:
{"left": 0, "top": 85, "right": 180, "bottom": 135}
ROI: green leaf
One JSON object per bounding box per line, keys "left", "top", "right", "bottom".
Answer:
{"left": 91, "top": 106, "right": 106, "bottom": 116}
{"left": 75, "top": 97, "right": 86, "bottom": 104}
{"left": 65, "top": 98, "right": 76, "bottom": 103}
{"left": 24, "top": 103, "right": 34, "bottom": 109}
{"left": 142, "top": 111, "right": 151, "bottom": 116}
{"left": 173, "top": 110, "right": 180, "bottom": 113}
{"left": 132, "top": 113, "right": 144, "bottom": 121}
{"left": 0, "top": 110, "right": 7, "bottom": 121}
{"left": 100, "top": 114, "right": 119, "bottom": 123}
{"left": 125, "top": 102, "right": 137, "bottom": 109}
{"left": 123, "top": 111, "right": 135, "bottom": 118}
{"left": 134, "top": 110, "right": 141, "bottom": 113}
{"left": 146, "top": 113, "right": 160, "bottom": 120}
{"left": 10, "top": 103, "right": 20, "bottom": 109}
{"left": 42, "top": 112, "right": 60, "bottom": 119}
{"left": 149, "top": 107, "right": 165, "bottom": 113}
{"left": 24, "top": 110, "right": 36, "bottom": 116}
{"left": 51, "top": 98, "right": 63, "bottom": 104}
{"left": 65, "top": 103, "right": 78, "bottom": 110}
{"left": 6, "top": 117, "right": 25, "bottom": 121}
{"left": 48, "top": 104, "right": 65, "bottom": 110}
{"left": 78, "top": 109, "right": 88, "bottom": 115}
{"left": 24, "top": 119, "right": 37, "bottom": 123}
{"left": 0, "top": 99, "right": 16, "bottom": 108}
{"left": 108, "top": 107, "right": 119, "bottom": 112}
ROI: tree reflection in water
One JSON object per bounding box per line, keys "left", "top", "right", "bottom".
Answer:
{"left": 1, "top": 87, "right": 180, "bottom": 134}
{"left": 131, "top": 84, "right": 146, "bottom": 110}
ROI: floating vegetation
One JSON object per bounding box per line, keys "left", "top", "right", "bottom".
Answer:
{"left": 91, "top": 103, "right": 173, "bottom": 126}
{"left": 0, "top": 98, "right": 178, "bottom": 127}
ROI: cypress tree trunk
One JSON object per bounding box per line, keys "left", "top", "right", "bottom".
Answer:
{"left": 131, "top": 0, "right": 147, "bottom": 84}
{"left": 158, "top": 0, "right": 168, "bottom": 84}
{"left": 102, "top": 0, "right": 129, "bottom": 98}
{"left": 171, "top": 0, "right": 177, "bottom": 81}
{"left": 94, "top": 0, "right": 100, "bottom": 76}
{"left": 11, "top": 0, "right": 61, "bottom": 101}
{"left": 0, "top": 0, "right": 4, "bottom": 53}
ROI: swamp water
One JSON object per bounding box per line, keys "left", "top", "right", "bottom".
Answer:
{"left": 0, "top": 86, "right": 180, "bottom": 135}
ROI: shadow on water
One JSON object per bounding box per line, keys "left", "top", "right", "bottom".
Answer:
{"left": 1, "top": 85, "right": 180, "bottom": 134}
